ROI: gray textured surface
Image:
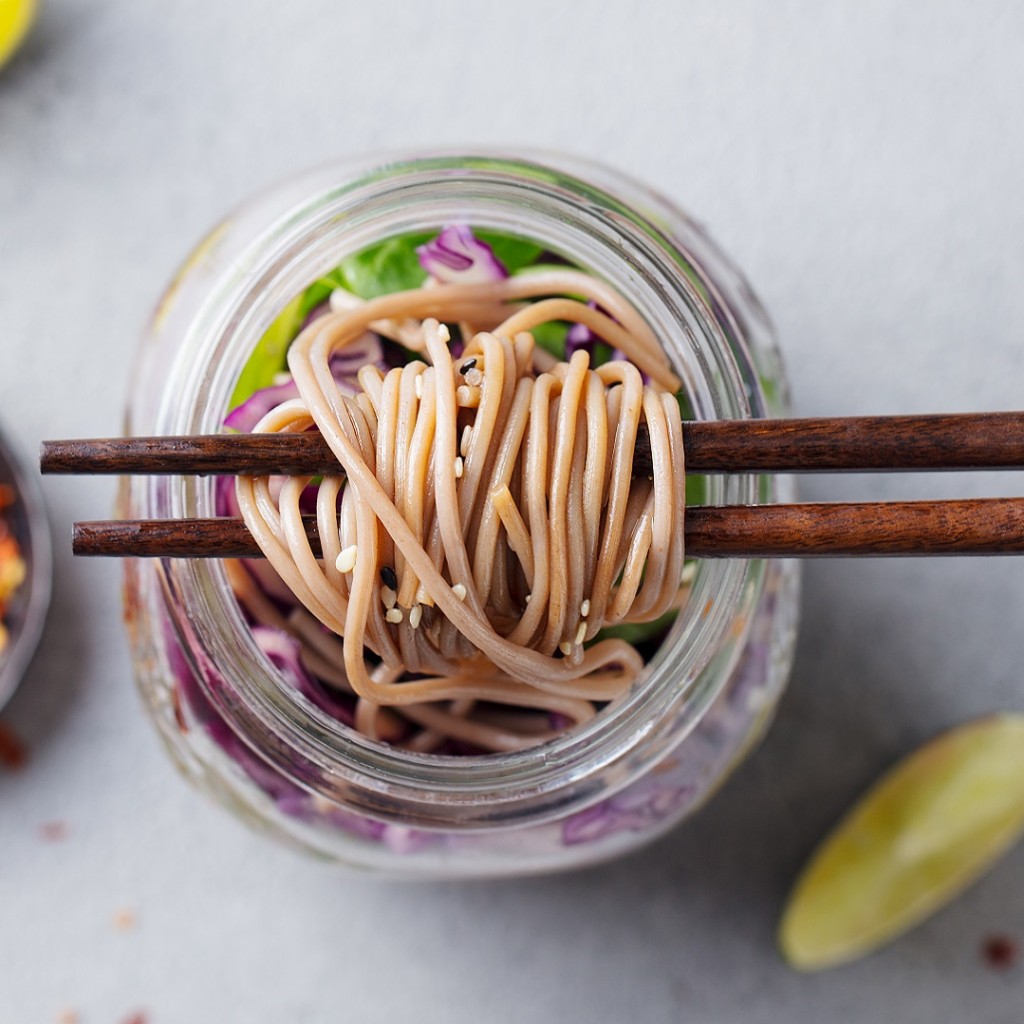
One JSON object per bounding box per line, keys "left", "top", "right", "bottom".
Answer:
{"left": 2, "top": 1, "right": 1023, "bottom": 1020}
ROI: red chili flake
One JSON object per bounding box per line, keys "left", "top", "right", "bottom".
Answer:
{"left": 112, "top": 908, "right": 138, "bottom": 932}
{"left": 982, "top": 934, "right": 1019, "bottom": 971}
{"left": 39, "top": 821, "right": 70, "bottom": 842}
{"left": 0, "top": 721, "right": 28, "bottom": 770}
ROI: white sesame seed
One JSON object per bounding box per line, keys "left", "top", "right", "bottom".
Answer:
{"left": 415, "top": 375, "right": 423, "bottom": 399}
{"left": 437, "top": 323, "right": 451, "bottom": 342}
{"left": 335, "top": 545, "right": 358, "bottom": 573}
{"left": 381, "top": 586, "right": 397, "bottom": 609}
{"left": 575, "top": 622, "right": 587, "bottom": 646}
{"left": 465, "top": 368, "right": 483, "bottom": 387}
{"left": 524, "top": 593, "right": 531, "bottom": 604}
{"left": 559, "top": 641, "right": 573, "bottom": 656}
{"left": 409, "top": 604, "right": 423, "bottom": 629}
{"left": 460, "top": 425, "right": 471, "bottom": 458}
{"left": 580, "top": 599, "right": 591, "bottom": 617}
{"left": 453, "top": 456, "right": 464, "bottom": 479}
{"left": 452, "top": 583, "right": 467, "bottom": 602}
{"left": 385, "top": 608, "right": 403, "bottom": 624}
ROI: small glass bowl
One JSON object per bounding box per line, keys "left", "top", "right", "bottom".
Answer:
{"left": 0, "top": 422, "right": 52, "bottom": 710}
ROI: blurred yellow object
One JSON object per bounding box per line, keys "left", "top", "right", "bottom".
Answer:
{"left": 0, "top": 0, "right": 36, "bottom": 69}
{"left": 780, "top": 714, "right": 1024, "bottom": 971}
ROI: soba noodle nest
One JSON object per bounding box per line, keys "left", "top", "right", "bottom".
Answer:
{"left": 233, "top": 269, "right": 692, "bottom": 753}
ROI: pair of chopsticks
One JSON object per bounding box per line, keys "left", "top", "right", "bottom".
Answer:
{"left": 41, "top": 412, "right": 1024, "bottom": 558}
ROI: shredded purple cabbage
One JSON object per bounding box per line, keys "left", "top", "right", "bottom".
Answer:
{"left": 214, "top": 474, "right": 240, "bottom": 518}
{"left": 169, "top": 616, "right": 440, "bottom": 848}
{"left": 223, "top": 378, "right": 300, "bottom": 433}
{"left": 548, "top": 712, "right": 572, "bottom": 732}
{"left": 565, "top": 299, "right": 634, "bottom": 366}
{"left": 167, "top": 621, "right": 304, "bottom": 801}
{"left": 565, "top": 306, "right": 599, "bottom": 359}
{"left": 417, "top": 225, "right": 508, "bottom": 284}
{"left": 301, "top": 301, "right": 330, "bottom": 331}
{"left": 224, "top": 333, "right": 384, "bottom": 433}
{"left": 562, "top": 783, "right": 693, "bottom": 845}
{"left": 251, "top": 626, "right": 354, "bottom": 724}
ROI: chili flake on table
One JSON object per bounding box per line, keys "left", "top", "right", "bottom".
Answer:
{"left": 0, "top": 482, "right": 27, "bottom": 657}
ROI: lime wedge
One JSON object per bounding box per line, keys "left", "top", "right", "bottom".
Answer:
{"left": 0, "top": 0, "right": 36, "bottom": 69}
{"left": 780, "top": 713, "right": 1024, "bottom": 971}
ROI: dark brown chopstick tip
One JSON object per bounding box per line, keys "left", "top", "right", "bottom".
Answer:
{"left": 73, "top": 517, "right": 324, "bottom": 559}
{"left": 42, "top": 435, "right": 344, "bottom": 477}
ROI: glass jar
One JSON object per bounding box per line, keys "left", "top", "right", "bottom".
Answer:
{"left": 121, "top": 152, "right": 800, "bottom": 877}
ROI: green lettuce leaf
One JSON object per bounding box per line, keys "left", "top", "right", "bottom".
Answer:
{"left": 339, "top": 233, "right": 433, "bottom": 299}
{"left": 227, "top": 292, "right": 305, "bottom": 412}
{"left": 475, "top": 231, "right": 544, "bottom": 273}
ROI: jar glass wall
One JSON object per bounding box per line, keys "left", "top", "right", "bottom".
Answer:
{"left": 121, "top": 152, "right": 800, "bottom": 877}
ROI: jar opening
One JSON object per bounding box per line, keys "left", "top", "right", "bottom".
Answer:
{"left": 157, "top": 153, "right": 768, "bottom": 828}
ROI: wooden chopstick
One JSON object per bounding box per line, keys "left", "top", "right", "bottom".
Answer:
{"left": 39, "top": 412, "right": 1024, "bottom": 478}
{"left": 71, "top": 499, "right": 1024, "bottom": 559}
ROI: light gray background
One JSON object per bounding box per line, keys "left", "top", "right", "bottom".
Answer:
{"left": 2, "top": 1, "right": 1023, "bottom": 1021}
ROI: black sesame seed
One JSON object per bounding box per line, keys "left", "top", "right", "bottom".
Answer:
{"left": 459, "top": 358, "right": 477, "bottom": 375}
{"left": 380, "top": 565, "right": 398, "bottom": 590}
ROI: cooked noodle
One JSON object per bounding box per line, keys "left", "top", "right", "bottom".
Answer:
{"left": 234, "top": 269, "right": 691, "bottom": 752}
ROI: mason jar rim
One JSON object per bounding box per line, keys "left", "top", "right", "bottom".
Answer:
{"left": 152, "top": 151, "right": 767, "bottom": 830}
